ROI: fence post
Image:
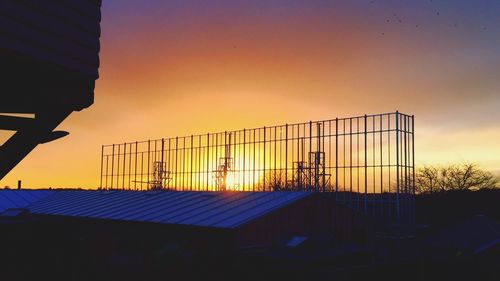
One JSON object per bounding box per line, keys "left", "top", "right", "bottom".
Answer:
{"left": 395, "top": 111, "right": 400, "bottom": 220}
{"left": 111, "top": 144, "right": 115, "bottom": 189}
{"left": 99, "top": 145, "right": 104, "bottom": 189}
{"left": 364, "top": 115, "right": 368, "bottom": 215}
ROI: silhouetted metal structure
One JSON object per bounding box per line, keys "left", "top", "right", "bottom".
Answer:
{"left": 0, "top": 0, "right": 102, "bottom": 180}
{"left": 101, "top": 111, "right": 415, "bottom": 222}
{"left": 215, "top": 132, "right": 235, "bottom": 191}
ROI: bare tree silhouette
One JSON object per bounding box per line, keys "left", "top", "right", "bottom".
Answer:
{"left": 415, "top": 166, "right": 440, "bottom": 193}
{"left": 415, "top": 163, "right": 498, "bottom": 194}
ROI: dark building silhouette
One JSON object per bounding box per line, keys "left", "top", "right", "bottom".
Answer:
{"left": 0, "top": 190, "right": 374, "bottom": 247}
{"left": 0, "top": 0, "right": 102, "bottom": 179}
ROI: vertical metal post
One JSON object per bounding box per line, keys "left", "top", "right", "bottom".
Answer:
{"left": 161, "top": 138, "right": 165, "bottom": 189}
{"left": 122, "top": 143, "right": 126, "bottom": 190}
{"left": 309, "top": 121, "right": 312, "bottom": 190}
{"left": 380, "top": 115, "right": 383, "bottom": 216}
{"left": 263, "top": 127, "right": 266, "bottom": 190}
{"left": 388, "top": 115, "right": 391, "bottom": 217}
{"left": 395, "top": 111, "right": 400, "bottom": 220}
{"left": 198, "top": 135, "right": 201, "bottom": 191}
{"left": 182, "top": 137, "right": 186, "bottom": 191}
{"left": 233, "top": 132, "right": 236, "bottom": 190}
{"left": 215, "top": 133, "right": 219, "bottom": 191}
{"left": 134, "top": 141, "right": 138, "bottom": 190}
{"left": 154, "top": 140, "right": 157, "bottom": 184}
{"left": 225, "top": 132, "right": 228, "bottom": 190}
{"left": 105, "top": 155, "right": 109, "bottom": 189}
{"left": 206, "top": 133, "right": 210, "bottom": 191}
{"left": 243, "top": 129, "right": 246, "bottom": 191}
{"left": 175, "top": 137, "right": 178, "bottom": 190}
{"left": 343, "top": 120, "right": 346, "bottom": 202}
{"left": 117, "top": 144, "right": 121, "bottom": 189}
{"left": 280, "top": 127, "right": 283, "bottom": 189}
{"left": 235, "top": 132, "right": 238, "bottom": 190}
{"left": 253, "top": 129, "right": 256, "bottom": 191}
{"left": 404, "top": 115, "right": 408, "bottom": 220}
{"left": 322, "top": 121, "right": 326, "bottom": 192}
{"left": 328, "top": 121, "right": 332, "bottom": 192}
{"left": 99, "top": 145, "right": 104, "bottom": 189}
{"left": 140, "top": 152, "right": 144, "bottom": 190}
{"left": 111, "top": 144, "right": 115, "bottom": 189}
{"left": 128, "top": 142, "right": 132, "bottom": 190}
{"left": 412, "top": 115, "right": 416, "bottom": 222}
{"left": 364, "top": 115, "right": 368, "bottom": 215}
{"left": 168, "top": 139, "right": 171, "bottom": 189}
{"left": 147, "top": 140, "right": 151, "bottom": 190}
{"left": 404, "top": 116, "right": 408, "bottom": 192}
{"left": 190, "top": 135, "right": 194, "bottom": 191}
{"left": 285, "top": 124, "right": 288, "bottom": 191}
{"left": 293, "top": 125, "right": 297, "bottom": 191}
{"left": 274, "top": 126, "right": 277, "bottom": 189}
{"left": 167, "top": 139, "right": 171, "bottom": 189}
{"left": 335, "top": 118, "right": 338, "bottom": 198}
{"left": 350, "top": 119, "right": 353, "bottom": 195}
{"left": 356, "top": 118, "right": 360, "bottom": 209}
{"left": 316, "top": 122, "right": 321, "bottom": 192}
{"left": 298, "top": 127, "right": 302, "bottom": 190}
{"left": 372, "top": 117, "right": 375, "bottom": 215}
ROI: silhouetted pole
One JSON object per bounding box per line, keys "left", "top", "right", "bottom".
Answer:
{"left": 396, "top": 110, "right": 400, "bottom": 220}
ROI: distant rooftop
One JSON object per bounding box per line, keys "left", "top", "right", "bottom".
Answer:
{"left": 9, "top": 190, "right": 311, "bottom": 229}
{"left": 0, "top": 189, "right": 54, "bottom": 213}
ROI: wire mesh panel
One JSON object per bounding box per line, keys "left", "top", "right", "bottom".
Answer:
{"left": 100, "top": 111, "right": 415, "bottom": 221}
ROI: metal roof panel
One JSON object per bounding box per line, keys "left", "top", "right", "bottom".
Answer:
{"left": 0, "top": 190, "right": 54, "bottom": 212}
{"left": 26, "top": 191, "right": 312, "bottom": 229}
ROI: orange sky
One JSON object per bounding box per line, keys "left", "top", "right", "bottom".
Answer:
{"left": 1, "top": 0, "right": 499, "bottom": 188}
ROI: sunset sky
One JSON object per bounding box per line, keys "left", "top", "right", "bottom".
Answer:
{"left": 1, "top": 0, "right": 499, "bottom": 188}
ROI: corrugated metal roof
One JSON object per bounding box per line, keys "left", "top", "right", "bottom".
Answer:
{"left": 27, "top": 191, "right": 311, "bottom": 229}
{"left": 0, "top": 189, "right": 54, "bottom": 213}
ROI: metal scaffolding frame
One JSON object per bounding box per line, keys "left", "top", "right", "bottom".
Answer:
{"left": 100, "top": 111, "right": 415, "bottom": 221}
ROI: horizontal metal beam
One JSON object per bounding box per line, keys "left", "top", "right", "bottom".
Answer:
{"left": 0, "top": 115, "right": 35, "bottom": 131}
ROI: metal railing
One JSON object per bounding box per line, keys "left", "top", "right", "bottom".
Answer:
{"left": 100, "top": 111, "right": 414, "bottom": 220}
